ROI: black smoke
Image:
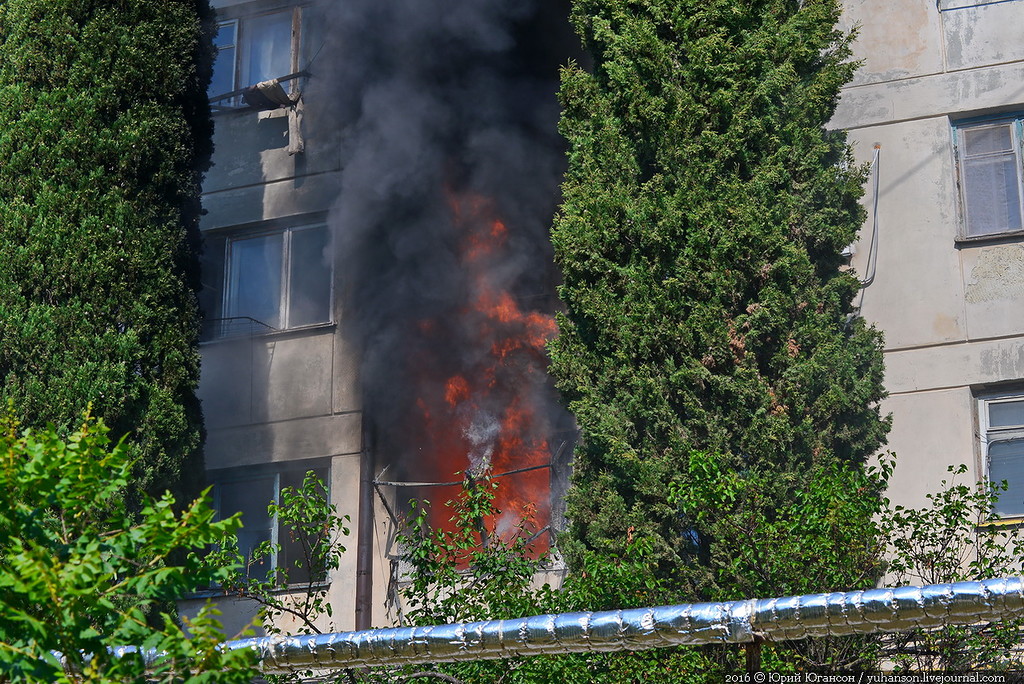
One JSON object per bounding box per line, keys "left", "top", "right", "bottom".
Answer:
{"left": 311, "top": 1, "right": 579, "bottom": 524}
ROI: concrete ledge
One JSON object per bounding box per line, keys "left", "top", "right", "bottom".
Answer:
{"left": 205, "top": 412, "right": 363, "bottom": 470}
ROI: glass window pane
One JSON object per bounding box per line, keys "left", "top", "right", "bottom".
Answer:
{"left": 220, "top": 477, "right": 275, "bottom": 580}
{"left": 963, "top": 124, "right": 1014, "bottom": 156}
{"left": 215, "top": 20, "right": 237, "bottom": 48}
{"left": 288, "top": 226, "right": 332, "bottom": 327}
{"left": 246, "top": 11, "right": 293, "bottom": 86}
{"left": 227, "top": 233, "right": 283, "bottom": 328}
{"left": 198, "top": 234, "right": 226, "bottom": 338}
{"left": 989, "top": 439, "right": 1024, "bottom": 517}
{"left": 210, "top": 45, "right": 236, "bottom": 98}
{"left": 962, "top": 153, "right": 1023, "bottom": 235}
{"left": 278, "top": 468, "right": 329, "bottom": 584}
{"left": 209, "top": 21, "right": 238, "bottom": 100}
{"left": 990, "top": 399, "right": 1024, "bottom": 429}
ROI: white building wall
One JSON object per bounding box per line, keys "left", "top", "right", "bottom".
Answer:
{"left": 837, "top": 0, "right": 1024, "bottom": 511}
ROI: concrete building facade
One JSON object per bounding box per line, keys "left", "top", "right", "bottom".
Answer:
{"left": 188, "top": 0, "right": 384, "bottom": 636}
{"left": 192, "top": 0, "right": 1024, "bottom": 636}
{"left": 190, "top": 0, "right": 574, "bottom": 637}
{"left": 836, "top": 0, "right": 1024, "bottom": 515}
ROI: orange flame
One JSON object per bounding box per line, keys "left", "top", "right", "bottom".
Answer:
{"left": 410, "top": 191, "right": 556, "bottom": 553}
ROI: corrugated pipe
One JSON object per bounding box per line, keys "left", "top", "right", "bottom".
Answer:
{"left": 219, "top": 576, "right": 1024, "bottom": 675}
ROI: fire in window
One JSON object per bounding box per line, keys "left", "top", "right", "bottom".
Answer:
{"left": 213, "top": 464, "right": 330, "bottom": 584}
{"left": 954, "top": 116, "right": 1024, "bottom": 238}
{"left": 980, "top": 392, "right": 1024, "bottom": 518}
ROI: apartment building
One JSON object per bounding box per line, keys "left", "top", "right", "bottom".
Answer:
{"left": 191, "top": 0, "right": 1024, "bottom": 637}
{"left": 186, "top": 0, "right": 378, "bottom": 635}
{"left": 836, "top": 0, "right": 1024, "bottom": 515}
{"left": 188, "top": 0, "right": 571, "bottom": 636}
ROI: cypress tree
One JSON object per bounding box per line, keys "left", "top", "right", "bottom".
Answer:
{"left": 0, "top": 0, "right": 214, "bottom": 504}
{"left": 550, "top": 0, "right": 889, "bottom": 599}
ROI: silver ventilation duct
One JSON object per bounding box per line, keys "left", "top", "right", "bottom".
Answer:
{"left": 220, "top": 576, "right": 1024, "bottom": 675}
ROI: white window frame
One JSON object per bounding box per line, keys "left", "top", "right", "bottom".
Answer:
{"left": 209, "top": 19, "right": 239, "bottom": 103}
{"left": 212, "top": 462, "right": 330, "bottom": 584}
{"left": 222, "top": 223, "right": 333, "bottom": 332}
{"left": 209, "top": 6, "right": 302, "bottom": 109}
{"left": 978, "top": 390, "right": 1024, "bottom": 519}
{"left": 953, "top": 115, "right": 1024, "bottom": 240}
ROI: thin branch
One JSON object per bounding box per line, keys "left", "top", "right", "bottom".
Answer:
{"left": 397, "top": 672, "right": 467, "bottom": 683}
{"left": 226, "top": 586, "right": 324, "bottom": 635}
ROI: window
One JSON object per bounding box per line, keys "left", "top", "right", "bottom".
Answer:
{"left": 979, "top": 392, "right": 1024, "bottom": 518}
{"left": 202, "top": 224, "right": 331, "bottom": 337}
{"left": 209, "top": 20, "right": 238, "bottom": 102}
{"left": 209, "top": 8, "right": 301, "bottom": 107}
{"left": 213, "top": 463, "right": 329, "bottom": 583}
{"left": 225, "top": 225, "right": 331, "bottom": 329}
{"left": 954, "top": 116, "right": 1024, "bottom": 238}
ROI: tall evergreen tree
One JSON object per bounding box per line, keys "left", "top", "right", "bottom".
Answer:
{"left": 0, "top": 0, "right": 215, "bottom": 504}
{"left": 550, "top": 0, "right": 889, "bottom": 599}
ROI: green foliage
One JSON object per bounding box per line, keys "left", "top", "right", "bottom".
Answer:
{"left": 259, "top": 466, "right": 1021, "bottom": 680}
{"left": 0, "top": 0, "right": 216, "bottom": 506}
{"left": 550, "top": 0, "right": 889, "bottom": 596}
{"left": 396, "top": 479, "right": 545, "bottom": 628}
{"left": 379, "top": 480, "right": 755, "bottom": 683}
{"left": 209, "top": 470, "right": 351, "bottom": 639}
{"left": 879, "top": 464, "right": 1024, "bottom": 672}
{"left": 671, "top": 451, "right": 889, "bottom": 599}
{"left": 389, "top": 471, "right": 889, "bottom": 681}
{"left": 0, "top": 413, "right": 258, "bottom": 683}
{"left": 551, "top": 540, "right": 721, "bottom": 684}
{"left": 668, "top": 452, "right": 891, "bottom": 670}
{"left": 370, "top": 467, "right": 1024, "bottom": 681}
{"left": 372, "top": 479, "right": 562, "bottom": 683}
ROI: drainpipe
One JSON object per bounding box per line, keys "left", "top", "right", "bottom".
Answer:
{"left": 353, "top": 427, "right": 374, "bottom": 631}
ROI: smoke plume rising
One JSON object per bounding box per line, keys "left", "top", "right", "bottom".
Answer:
{"left": 315, "top": 1, "right": 577, "bottom": 540}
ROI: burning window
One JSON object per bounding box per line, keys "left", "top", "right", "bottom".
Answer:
{"left": 370, "top": 193, "right": 565, "bottom": 551}
{"left": 209, "top": 7, "right": 302, "bottom": 110}
{"left": 212, "top": 463, "right": 330, "bottom": 583}
{"left": 200, "top": 223, "right": 332, "bottom": 338}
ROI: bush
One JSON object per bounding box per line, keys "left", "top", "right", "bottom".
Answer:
{"left": 879, "top": 464, "right": 1024, "bottom": 672}
{"left": 0, "top": 412, "right": 257, "bottom": 683}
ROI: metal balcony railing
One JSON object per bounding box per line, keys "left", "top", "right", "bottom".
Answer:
{"left": 201, "top": 316, "right": 277, "bottom": 341}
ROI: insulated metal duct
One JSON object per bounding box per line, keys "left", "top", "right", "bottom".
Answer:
{"left": 224, "top": 577, "right": 1024, "bottom": 675}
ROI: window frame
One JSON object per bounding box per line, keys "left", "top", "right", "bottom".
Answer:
{"left": 218, "top": 222, "right": 333, "bottom": 335}
{"left": 210, "top": 460, "right": 331, "bottom": 585}
{"left": 209, "top": 5, "right": 303, "bottom": 110}
{"left": 978, "top": 390, "right": 1024, "bottom": 520}
{"left": 210, "top": 19, "right": 239, "bottom": 104}
{"left": 952, "top": 113, "right": 1024, "bottom": 241}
